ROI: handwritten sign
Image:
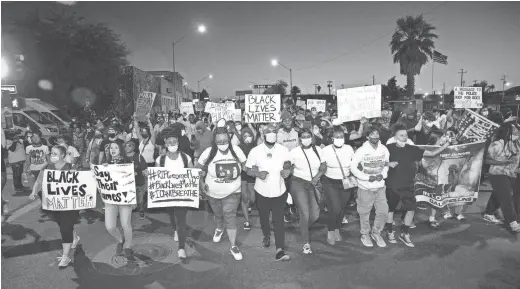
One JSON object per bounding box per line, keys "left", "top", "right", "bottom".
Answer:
{"left": 244, "top": 94, "right": 281, "bottom": 123}
{"left": 306, "top": 99, "right": 326, "bottom": 112}
{"left": 337, "top": 85, "right": 381, "bottom": 122}
{"left": 233, "top": 109, "right": 242, "bottom": 121}
{"left": 180, "top": 102, "right": 194, "bottom": 115}
{"left": 42, "top": 170, "right": 96, "bottom": 211}
{"left": 135, "top": 92, "right": 156, "bottom": 121}
{"left": 147, "top": 167, "right": 201, "bottom": 208}
{"left": 91, "top": 164, "right": 136, "bottom": 205}
{"left": 205, "top": 103, "right": 238, "bottom": 123}
{"left": 205, "top": 102, "right": 234, "bottom": 112}
{"left": 454, "top": 109, "right": 499, "bottom": 144}
{"left": 454, "top": 87, "right": 483, "bottom": 109}
{"left": 195, "top": 102, "right": 205, "bottom": 112}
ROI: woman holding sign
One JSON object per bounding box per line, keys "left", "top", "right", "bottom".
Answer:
{"left": 29, "top": 145, "right": 81, "bottom": 268}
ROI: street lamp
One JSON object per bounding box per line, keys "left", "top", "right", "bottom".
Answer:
{"left": 271, "top": 59, "right": 292, "bottom": 93}
{"left": 198, "top": 74, "right": 213, "bottom": 99}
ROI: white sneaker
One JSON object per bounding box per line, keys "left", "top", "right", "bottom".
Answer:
{"left": 178, "top": 248, "right": 187, "bottom": 259}
{"left": 443, "top": 212, "right": 453, "bottom": 219}
{"left": 342, "top": 216, "right": 349, "bottom": 224}
{"left": 483, "top": 214, "right": 503, "bottom": 224}
{"left": 399, "top": 233, "right": 415, "bottom": 247}
{"left": 57, "top": 256, "right": 71, "bottom": 268}
{"left": 510, "top": 221, "right": 520, "bottom": 233}
{"left": 361, "top": 234, "right": 373, "bottom": 247}
{"left": 213, "top": 229, "right": 224, "bottom": 243}
{"left": 370, "top": 233, "right": 387, "bottom": 248}
{"left": 173, "top": 231, "right": 179, "bottom": 242}
{"left": 303, "top": 243, "right": 312, "bottom": 255}
{"left": 230, "top": 246, "right": 243, "bottom": 260}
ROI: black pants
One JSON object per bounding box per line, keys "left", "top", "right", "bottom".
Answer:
{"left": 322, "top": 176, "right": 352, "bottom": 231}
{"left": 11, "top": 161, "right": 24, "bottom": 189}
{"left": 53, "top": 210, "right": 79, "bottom": 243}
{"left": 256, "top": 192, "right": 287, "bottom": 250}
{"left": 166, "top": 207, "right": 188, "bottom": 249}
{"left": 487, "top": 175, "right": 519, "bottom": 224}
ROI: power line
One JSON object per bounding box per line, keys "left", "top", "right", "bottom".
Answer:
{"left": 294, "top": 1, "right": 449, "bottom": 71}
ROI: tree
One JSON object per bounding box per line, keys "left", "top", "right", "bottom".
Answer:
{"left": 487, "top": 84, "right": 495, "bottom": 92}
{"left": 290, "top": 86, "right": 301, "bottom": 96}
{"left": 390, "top": 15, "right": 438, "bottom": 98}
{"left": 264, "top": 80, "right": 288, "bottom": 96}
{"left": 200, "top": 89, "right": 209, "bottom": 100}
{"left": 1, "top": 2, "right": 129, "bottom": 115}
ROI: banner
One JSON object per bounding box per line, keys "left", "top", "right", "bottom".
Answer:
{"left": 454, "top": 87, "right": 483, "bottom": 108}
{"left": 414, "top": 141, "right": 485, "bottom": 208}
{"left": 135, "top": 91, "right": 156, "bottom": 121}
{"left": 454, "top": 109, "right": 499, "bottom": 144}
{"left": 180, "top": 102, "right": 194, "bottom": 115}
{"left": 42, "top": 170, "right": 97, "bottom": 211}
{"left": 244, "top": 94, "right": 281, "bottom": 123}
{"left": 337, "top": 85, "right": 381, "bottom": 122}
{"left": 147, "top": 167, "right": 201, "bottom": 208}
{"left": 195, "top": 102, "right": 205, "bottom": 112}
{"left": 233, "top": 109, "right": 242, "bottom": 121}
{"left": 91, "top": 164, "right": 136, "bottom": 205}
{"left": 306, "top": 99, "right": 326, "bottom": 112}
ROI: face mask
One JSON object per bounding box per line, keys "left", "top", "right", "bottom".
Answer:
{"left": 141, "top": 133, "right": 149, "bottom": 138}
{"left": 236, "top": 125, "right": 242, "bottom": 131}
{"left": 265, "top": 133, "right": 277, "bottom": 143}
{"left": 369, "top": 137, "right": 379, "bottom": 145}
{"left": 167, "top": 145, "right": 178, "bottom": 153}
{"left": 50, "top": 156, "right": 60, "bottom": 163}
{"left": 396, "top": 140, "right": 407, "bottom": 147}
{"left": 244, "top": 136, "right": 253, "bottom": 144}
{"left": 217, "top": 144, "right": 229, "bottom": 151}
{"left": 333, "top": 138, "right": 344, "bottom": 147}
{"left": 482, "top": 112, "right": 488, "bottom": 116}
{"left": 108, "top": 133, "right": 116, "bottom": 138}
{"left": 301, "top": 138, "right": 312, "bottom": 147}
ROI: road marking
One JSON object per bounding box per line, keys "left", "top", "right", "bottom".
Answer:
{"left": 3, "top": 200, "right": 40, "bottom": 224}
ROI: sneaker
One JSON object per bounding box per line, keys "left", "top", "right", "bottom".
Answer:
{"left": 327, "top": 231, "right": 336, "bottom": 245}
{"left": 387, "top": 231, "right": 397, "bottom": 244}
{"left": 360, "top": 234, "right": 373, "bottom": 247}
{"left": 2, "top": 201, "right": 9, "bottom": 215}
{"left": 370, "top": 233, "right": 387, "bottom": 248}
{"left": 139, "top": 211, "right": 146, "bottom": 220}
{"left": 213, "top": 229, "right": 224, "bottom": 243}
{"left": 244, "top": 221, "right": 252, "bottom": 231}
{"left": 342, "top": 216, "right": 349, "bottom": 224}
{"left": 178, "top": 248, "right": 187, "bottom": 259}
{"left": 303, "top": 243, "right": 312, "bottom": 255}
{"left": 275, "top": 250, "right": 290, "bottom": 261}
{"left": 71, "top": 235, "right": 81, "bottom": 249}
{"left": 57, "top": 256, "right": 71, "bottom": 268}
{"left": 399, "top": 233, "right": 415, "bottom": 247}
{"left": 230, "top": 246, "right": 243, "bottom": 260}
{"left": 483, "top": 214, "right": 503, "bottom": 224}
{"left": 334, "top": 229, "right": 342, "bottom": 242}
{"left": 443, "top": 212, "right": 453, "bottom": 219}
{"left": 262, "top": 236, "right": 271, "bottom": 248}
{"left": 456, "top": 214, "right": 466, "bottom": 222}
{"left": 173, "top": 230, "right": 179, "bottom": 242}
{"left": 123, "top": 248, "right": 134, "bottom": 258}
{"left": 510, "top": 221, "right": 520, "bottom": 233}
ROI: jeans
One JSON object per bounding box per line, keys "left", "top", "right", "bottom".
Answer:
{"left": 257, "top": 192, "right": 287, "bottom": 250}
{"left": 207, "top": 193, "right": 241, "bottom": 230}
{"left": 487, "top": 174, "right": 518, "bottom": 224}
{"left": 53, "top": 210, "right": 79, "bottom": 243}
{"left": 104, "top": 204, "right": 133, "bottom": 248}
{"left": 136, "top": 185, "right": 147, "bottom": 213}
{"left": 322, "top": 176, "right": 353, "bottom": 231}
{"left": 357, "top": 186, "right": 388, "bottom": 235}
{"left": 10, "top": 161, "right": 24, "bottom": 189}
{"left": 166, "top": 207, "right": 188, "bottom": 249}
{"left": 289, "top": 177, "right": 320, "bottom": 243}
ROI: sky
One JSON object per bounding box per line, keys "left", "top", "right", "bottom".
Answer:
{"left": 70, "top": 1, "right": 520, "bottom": 98}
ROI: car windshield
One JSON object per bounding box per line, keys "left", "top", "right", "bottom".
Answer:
{"left": 42, "top": 112, "right": 62, "bottom": 124}
{"left": 24, "top": 110, "right": 54, "bottom": 125}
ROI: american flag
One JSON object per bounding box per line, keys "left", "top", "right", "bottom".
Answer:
{"left": 433, "top": 50, "right": 448, "bottom": 65}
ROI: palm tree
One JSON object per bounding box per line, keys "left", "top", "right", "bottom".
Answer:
{"left": 290, "top": 85, "right": 301, "bottom": 96}
{"left": 390, "top": 15, "right": 438, "bottom": 98}
{"left": 487, "top": 84, "right": 495, "bottom": 92}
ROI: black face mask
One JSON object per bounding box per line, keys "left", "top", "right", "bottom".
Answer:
{"left": 142, "top": 134, "right": 149, "bottom": 139}
{"left": 108, "top": 133, "right": 116, "bottom": 138}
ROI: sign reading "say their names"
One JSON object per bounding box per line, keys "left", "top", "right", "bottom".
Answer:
{"left": 147, "top": 167, "right": 201, "bottom": 208}
{"left": 244, "top": 94, "right": 281, "bottom": 123}
{"left": 454, "top": 87, "right": 483, "bottom": 109}
{"left": 337, "top": 85, "right": 381, "bottom": 122}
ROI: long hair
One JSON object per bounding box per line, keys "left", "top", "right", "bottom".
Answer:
{"left": 494, "top": 122, "right": 517, "bottom": 156}
{"left": 105, "top": 141, "right": 125, "bottom": 163}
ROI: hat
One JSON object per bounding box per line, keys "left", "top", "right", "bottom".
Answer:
{"left": 281, "top": 111, "right": 292, "bottom": 121}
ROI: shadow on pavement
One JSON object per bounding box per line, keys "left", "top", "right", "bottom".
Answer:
{"left": 1, "top": 223, "right": 41, "bottom": 243}
{"left": 478, "top": 256, "right": 520, "bottom": 289}
{"left": 2, "top": 238, "right": 61, "bottom": 258}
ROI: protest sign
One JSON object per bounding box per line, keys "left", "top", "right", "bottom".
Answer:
{"left": 233, "top": 109, "right": 242, "bottom": 121}
{"left": 147, "top": 168, "right": 201, "bottom": 208}
{"left": 91, "top": 164, "right": 136, "bottom": 205}
{"left": 454, "top": 109, "right": 499, "bottom": 144}
{"left": 296, "top": 100, "right": 306, "bottom": 109}
{"left": 244, "top": 94, "right": 281, "bottom": 123}
{"left": 205, "top": 103, "right": 237, "bottom": 123}
{"left": 135, "top": 91, "right": 156, "bottom": 121}
{"left": 414, "top": 141, "right": 485, "bottom": 208}
{"left": 195, "top": 102, "right": 205, "bottom": 112}
{"left": 337, "top": 85, "right": 381, "bottom": 122}
{"left": 42, "top": 170, "right": 97, "bottom": 211}
{"left": 306, "top": 99, "right": 326, "bottom": 112}
{"left": 180, "top": 102, "right": 194, "bottom": 115}
{"left": 454, "top": 87, "right": 483, "bottom": 108}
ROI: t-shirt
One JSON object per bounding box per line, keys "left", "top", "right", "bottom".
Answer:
{"left": 321, "top": 144, "right": 355, "bottom": 180}
{"left": 290, "top": 146, "right": 323, "bottom": 182}
{"left": 386, "top": 143, "right": 424, "bottom": 189}
{"left": 26, "top": 144, "right": 49, "bottom": 171}
{"left": 128, "top": 153, "right": 148, "bottom": 186}
{"left": 64, "top": 146, "right": 80, "bottom": 164}
{"left": 277, "top": 129, "right": 299, "bottom": 151}
{"left": 139, "top": 138, "right": 155, "bottom": 164}
{"left": 245, "top": 143, "right": 290, "bottom": 198}
{"left": 155, "top": 153, "right": 191, "bottom": 169}
{"left": 198, "top": 145, "right": 247, "bottom": 199}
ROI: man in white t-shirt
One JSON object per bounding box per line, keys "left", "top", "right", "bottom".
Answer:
{"left": 245, "top": 123, "right": 292, "bottom": 262}
{"left": 24, "top": 131, "right": 50, "bottom": 178}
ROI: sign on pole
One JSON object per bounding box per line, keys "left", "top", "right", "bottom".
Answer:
{"left": 337, "top": 85, "right": 381, "bottom": 122}
{"left": 135, "top": 91, "right": 156, "bottom": 121}
{"left": 306, "top": 99, "right": 326, "bottom": 112}
{"left": 1, "top": 85, "right": 17, "bottom": 94}
{"left": 454, "top": 87, "right": 483, "bottom": 108}
{"left": 253, "top": 84, "right": 273, "bottom": 89}
{"left": 42, "top": 170, "right": 97, "bottom": 211}
{"left": 244, "top": 94, "right": 281, "bottom": 123}
{"left": 147, "top": 167, "right": 201, "bottom": 208}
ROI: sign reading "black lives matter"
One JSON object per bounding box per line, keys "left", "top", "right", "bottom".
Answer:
{"left": 42, "top": 170, "right": 96, "bottom": 211}
{"left": 244, "top": 94, "right": 281, "bottom": 123}
{"left": 147, "top": 167, "right": 201, "bottom": 208}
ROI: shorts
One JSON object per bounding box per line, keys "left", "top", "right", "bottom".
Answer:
{"left": 386, "top": 187, "right": 416, "bottom": 212}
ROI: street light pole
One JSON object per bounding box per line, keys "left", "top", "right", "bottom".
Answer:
{"left": 271, "top": 59, "right": 292, "bottom": 94}
{"left": 197, "top": 74, "right": 212, "bottom": 100}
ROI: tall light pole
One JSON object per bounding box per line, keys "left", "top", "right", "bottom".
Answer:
{"left": 501, "top": 74, "right": 510, "bottom": 103}
{"left": 197, "top": 74, "right": 213, "bottom": 100}
{"left": 271, "top": 59, "right": 292, "bottom": 94}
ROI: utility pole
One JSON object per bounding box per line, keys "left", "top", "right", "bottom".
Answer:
{"left": 500, "top": 74, "right": 507, "bottom": 103}
{"left": 313, "top": 84, "right": 319, "bottom": 95}
{"left": 372, "top": 75, "right": 375, "bottom": 85}
{"left": 458, "top": 69, "right": 467, "bottom": 87}
{"left": 327, "top": 80, "right": 333, "bottom": 95}
{"left": 442, "top": 82, "right": 446, "bottom": 95}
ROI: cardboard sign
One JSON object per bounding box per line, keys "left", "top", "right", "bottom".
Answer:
{"left": 306, "top": 99, "right": 326, "bottom": 112}
{"left": 42, "top": 170, "right": 97, "bottom": 211}
{"left": 454, "top": 109, "right": 499, "bottom": 144}
{"left": 454, "top": 87, "right": 483, "bottom": 109}
{"left": 91, "top": 164, "right": 136, "bottom": 205}
{"left": 195, "top": 102, "right": 205, "bottom": 112}
{"left": 135, "top": 91, "right": 156, "bottom": 121}
{"left": 206, "top": 103, "right": 238, "bottom": 123}
{"left": 244, "top": 94, "right": 281, "bottom": 123}
{"left": 180, "top": 102, "right": 194, "bottom": 115}
{"left": 337, "top": 85, "right": 381, "bottom": 122}
{"left": 147, "top": 168, "right": 201, "bottom": 208}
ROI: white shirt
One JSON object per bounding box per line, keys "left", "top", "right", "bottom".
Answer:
{"left": 277, "top": 129, "right": 299, "bottom": 151}
{"left": 155, "top": 154, "right": 191, "bottom": 169}
{"left": 198, "top": 145, "right": 247, "bottom": 199}
{"left": 139, "top": 138, "right": 155, "bottom": 163}
{"left": 64, "top": 146, "right": 80, "bottom": 164}
{"left": 246, "top": 143, "right": 290, "bottom": 198}
{"left": 386, "top": 137, "right": 415, "bottom": 145}
{"left": 26, "top": 145, "right": 49, "bottom": 171}
{"left": 321, "top": 144, "right": 355, "bottom": 180}
{"left": 6, "top": 140, "right": 26, "bottom": 163}
{"left": 290, "top": 146, "right": 323, "bottom": 182}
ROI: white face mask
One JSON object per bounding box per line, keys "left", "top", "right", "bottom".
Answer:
{"left": 265, "top": 133, "right": 277, "bottom": 143}
{"left": 50, "top": 156, "right": 60, "bottom": 163}
{"left": 167, "top": 145, "right": 178, "bottom": 153}
{"left": 236, "top": 125, "right": 242, "bottom": 131}
{"left": 244, "top": 136, "right": 253, "bottom": 144}
{"left": 333, "top": 138, "right": 344, "bottom": 147}
{"left": 301, "top": 138, "right": 312, "bottom": 147}
{"left": 217, "top": 144, "right": 229, "bottom": 151}
{"left": 396, "top": 139, "right": 407, "bottom": 147}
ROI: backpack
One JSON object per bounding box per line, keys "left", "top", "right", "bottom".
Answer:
{"left": 159, "top": 152, "right": 189, "bottom": 168}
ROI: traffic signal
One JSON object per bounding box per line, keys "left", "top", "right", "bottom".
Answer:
{"left": 12, "top": 97, "right": 26, "bottom": 110}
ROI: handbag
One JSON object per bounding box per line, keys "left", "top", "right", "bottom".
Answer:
{"left": 301, "top": 146, "right": 325, "bottom": 207}
{"left": 332, "top": 146, "right": 358, "bottom": 189}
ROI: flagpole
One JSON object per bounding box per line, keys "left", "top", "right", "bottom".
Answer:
{"left": 432, "top": 60, "right": 434, "bottom": 95}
